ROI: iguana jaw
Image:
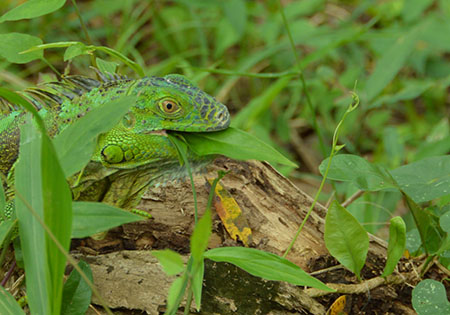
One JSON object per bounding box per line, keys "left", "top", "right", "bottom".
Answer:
{"left": 145, "top": 130, "right": 168, "bottom": 136}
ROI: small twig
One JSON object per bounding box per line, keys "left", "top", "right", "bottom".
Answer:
{"left": 324, "top": 191, "right": 335, "bottom": 209}
{"left": 435, "top": 260, "right": 450, "bottom": 277}
{"left": 342, "top": 190, "right": 364, "bottom": 208}
{"left": 1, "top": 260, "right": 16, "bottom": 287}
{"left": 309, "top": 263, "right": 343, "bottom": 276}
{"left": 305, "top": 272, "right": 418, "bottom": 298}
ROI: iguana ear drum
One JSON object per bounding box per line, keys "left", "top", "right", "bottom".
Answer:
{"left": 101, "top": 144, "right": 124, "bottom": 164}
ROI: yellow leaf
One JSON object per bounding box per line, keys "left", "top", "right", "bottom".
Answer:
{"left": 209, "top": 180, "right": 252, "bottom": 246}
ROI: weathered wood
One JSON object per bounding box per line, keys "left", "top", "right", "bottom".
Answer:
{"left": 77, "top": 158, "right": 415, "bottom": 314}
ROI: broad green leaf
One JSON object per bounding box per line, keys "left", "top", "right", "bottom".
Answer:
{"left": 319, "top": 154, "right": 397, "bottom": 191}
{"left": 391, "top": 156, "right": 450, "bottom": 203}
{"left": 365, "top": 23, "right": 422, "bottom": 102}
{"left": 96, "top": 57, "right": 119, "bottom": 73}
{"left": 0, "top": 286, "right": 25, "bottom": 314}
{"left": 403, "top": 194, "right": 442, "bottom": 255}
{"left": 440, "top": 211, "right": 450, "bottom": 233}
{"left": 61, "top": 260, "right": 93, "bottom": 315}
{"left": 406, "top": 228, "right": 421, "bottom": 254}
{"left": 0, "top": 0, "right": 66, "bottom": 22}
{"left": 382, "top": 216, "right": 406, "bottom": 277}
{"left": 324, "top": 200, "right": 369, "bottom": 280}
{"left": 204, "top": 247, "right": 333, "bottom": 292}
{"left": 64, "top": 43, "right": 89, "bottom": 61}
{"left": 183, "top": 127, "right": 297, "bottom": 168}
{"left": 71, "top": 201, "right": 145, "bottom": 238}
{"left": 41, "top": 134, "right": 73, "bottom": 315}
{"left": 53, "top": 95, "right": 136, "bottom": 177}
{"left": 152, "top": 249, "right": 185, "bottom": 276}
{"left": 0, "top": 33, "right": 43, "bottom": 64}
{"left": 190, "top": 209, "right": 212, "bottom": 262}
{"left": 412, "top": 279, "right": 450, "bottom": 314}
{"left": 15, "top": 121, "right": 48, "bottom": 315}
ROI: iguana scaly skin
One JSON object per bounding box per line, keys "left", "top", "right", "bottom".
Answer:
{"left": 0, "top": 72, "right": 230, "bottom": 210}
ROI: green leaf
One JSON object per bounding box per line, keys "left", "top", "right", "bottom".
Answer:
{"left": 412, "top": 279, "right": 450, "bottom": 314}
{"left": 382, "top": 216, "right": 406, "bottom": 277}
{"left": 63, "top": 43, "right": 89, "bottom": 61}
{"left": 232, "top": 76, "right": 292, "bottom": 129}
{"left": 96, "top": 57, "right": 119, "bottom": 73}
{"left": 0, "top": 286, "right": 25, "bottom": 314}
{"left": 222, "top": 0, "right": 247, "bottom": 36}
{"left": 183, "top": 127, "right": 297, "bottom": 168}
{"left": 440, "top": 211, "right": 450, "bottom": 233}
{"left": 403, "top": 193, "right": 439, "bottom": 255}
{"left": 406, "top": 228, "right": 421, "bottom": 254}
{"left": 15, "top": 120, "right": 48, "bottom": 315}
{"left": 365, "top": 24, "right": 422, "bottom": 102}
{"left": 72, "top": 201, "right": 145, "bottom": 238}
{"left": 319, "top": 154, "right": 397, "bottom": 191}
{"left": 0, "top": 220, "right": 16, "bottom": 247}
{"left": 391, "top": 155, "right": 450, "bottom": 203}
{"left": 53, "top": 95, "right": 136, "bottom": 177}
{"left": 0, "top": 33, "right": 43, "bottom": 64}
{"left": 0, "top": 0, "right": 66, "bottom": 22}
{"left": 0, "top": 88, "right": 45, "bottom": 130}
{"left": 204, "top": 247, "right": 333, "bottom": 292}
{"left": 167, "top": 277, "right": 184, "bottom": 312}
{"left": 191, "top": 260, "right": 204, "bottom": 311}
{"left": 0, "top": 176, "right": 6, "bottom": 217}
{"left": 190, "top": 209, "right": 212, "bottom": 262}
{"left": 151, "top": 249, "right": 185, "bottom": 276}
{"left": 41, "top": 134, "right": 73, "bottom": 315}
{"left": 324, "top": 200, "right": 369, "bottom": 280}
{"left": 61, "top": 260, "right": 93, "bottom": 315}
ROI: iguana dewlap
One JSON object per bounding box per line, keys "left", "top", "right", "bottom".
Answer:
{"left": 0, "top": 72, "right": 230, "bottom": 209}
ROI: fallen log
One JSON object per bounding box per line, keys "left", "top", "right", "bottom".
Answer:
{"left": 75, "top": 158, "right": 417, "bottom": 314}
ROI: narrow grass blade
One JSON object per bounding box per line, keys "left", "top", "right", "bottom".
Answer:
{"left": 15, "top": 121, "right": 48, "bottom": 315}
{"left": 41, "top": 135, "right": 73, "bottom": 315}
{"left": 0, "top": 286, "right": 25, "bottom": 314}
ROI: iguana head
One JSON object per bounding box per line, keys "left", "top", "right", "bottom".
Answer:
{"left": 94, "top": 74, "right": 230, "bottom": 169}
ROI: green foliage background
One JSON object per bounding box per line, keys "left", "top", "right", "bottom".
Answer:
{"left": 0, "top": 0, "right": 449, "bottom": 313}
{"left": 1, "top": 0, "right": 449, "bottom": 237}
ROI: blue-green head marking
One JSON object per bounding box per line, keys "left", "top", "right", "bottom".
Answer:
{"left": 129, "top": 74, "right": 230, "bottom": 133}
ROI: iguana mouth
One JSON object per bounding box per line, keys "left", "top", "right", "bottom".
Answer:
{"left": 146, "top": 130, "right": 168, "bottom": 136}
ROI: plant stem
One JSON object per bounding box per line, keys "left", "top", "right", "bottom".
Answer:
{"left": 70, "top": 0, "right": 97, "bottom": 67}
{"left": 277, "top": 0, "right": 327, "bottom": 158}
{"left": 283, "top": 93, "right": 359, "bottom": 258}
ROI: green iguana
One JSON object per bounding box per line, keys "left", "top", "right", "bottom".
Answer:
{"left": 0, "top": 71, "right": 230, "bottom": 211}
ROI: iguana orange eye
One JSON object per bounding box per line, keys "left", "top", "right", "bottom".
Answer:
{"left": 160, "top": 99, "right": 180, "bottom": 114}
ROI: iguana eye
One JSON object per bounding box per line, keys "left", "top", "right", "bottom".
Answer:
{"left": 160, "top": 99, "right": 180, "bottom": 114}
